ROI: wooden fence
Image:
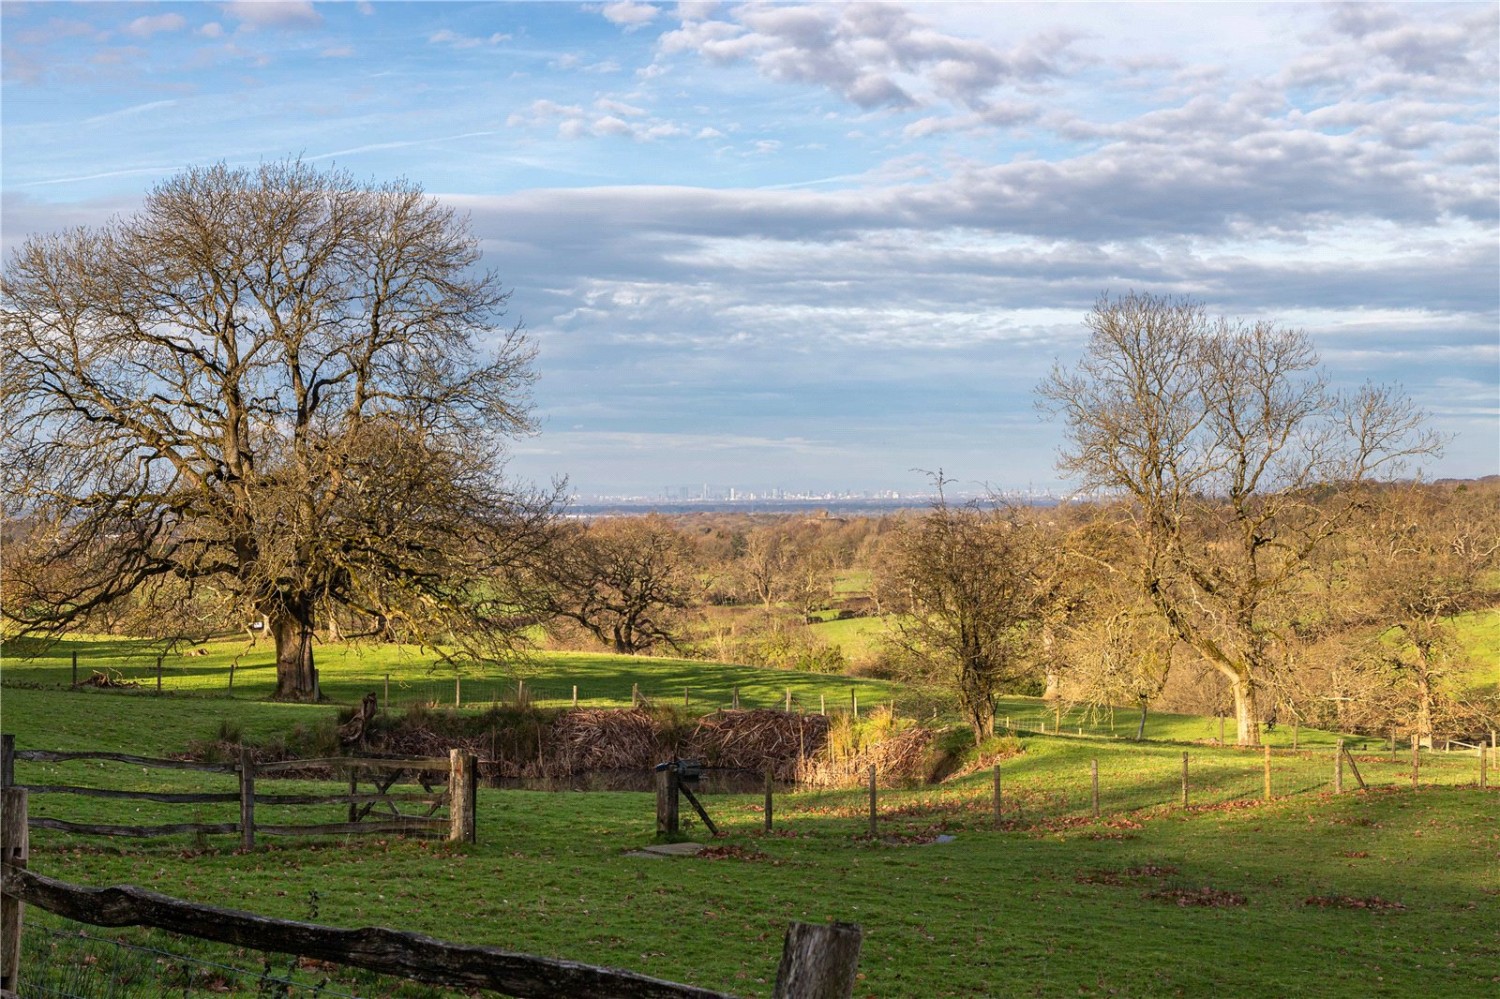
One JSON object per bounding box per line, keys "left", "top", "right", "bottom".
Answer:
{"left": 0, "top": 734, "right": 477, "bottom": 848}
{"left": 1, "top": 787, "right": 861, "bottom": 999}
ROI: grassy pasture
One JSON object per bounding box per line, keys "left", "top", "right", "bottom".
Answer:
{"left": 5, "top": 720, "right": 1496, "bottom": 997}
{"left": 2, "top": 638, "right": 1497, "bottom": 996}
{"left": 1, "top": 634, "right": 904, "bottom": 716}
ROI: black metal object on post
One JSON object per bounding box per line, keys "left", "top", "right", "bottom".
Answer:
{"left": 653, "top": 759, "right": 716, "bottom": 837}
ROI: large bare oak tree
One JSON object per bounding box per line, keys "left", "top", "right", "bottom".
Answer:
{"left": 1038, "top": 292, "right": 1440, "bottom": 745}
{"left": 2, "top": 160, "right": 552, "bottom": 700}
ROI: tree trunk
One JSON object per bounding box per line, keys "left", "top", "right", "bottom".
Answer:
{"left": 270, "top": 597, "right": 321, "bottom": 702}
{"left": 1229, "top": 672, "right": 1258, "bottom": 746}
{"left": 1135, "top": 699, "right": 1148, "bottom": 741}
{"left": 1412, "top": 657, "right": 1435, "bottom": 750}
{"left": 960, "top": 678, "right": 995, "bottom": 747}
{"left": 1041, "top": 624, "right": 1061, "bottom": 701}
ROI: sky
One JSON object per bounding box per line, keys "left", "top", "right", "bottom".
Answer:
{"left": 3, "top": 1, "right": 1497, "bottom": 498}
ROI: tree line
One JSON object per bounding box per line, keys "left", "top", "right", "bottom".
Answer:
{"left": 4, "top": 161, "right": 1492, "bottom": 749}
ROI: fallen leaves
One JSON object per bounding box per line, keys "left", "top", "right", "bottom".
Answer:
{"left": 1303, "top": 895, "right": 1407, "bottom": 912}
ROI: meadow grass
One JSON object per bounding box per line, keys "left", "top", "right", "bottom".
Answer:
{"left": 1, "top": 634, "right": 903, "bottom": 716}
{"left": 7, "top": 731, "right": 1496, "bottom": 997}
{"left": 3, "top": 637, "right": 1497, "bottom": 997}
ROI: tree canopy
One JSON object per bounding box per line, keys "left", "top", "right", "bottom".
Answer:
{"left": 2, "top": 160, "right": 553, "bottom": 699}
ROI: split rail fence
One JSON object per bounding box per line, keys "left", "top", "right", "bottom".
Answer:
{"left": 0, "top": 734, "right": 477, "bottom": 849}
{"left": 1, "top": 787, "right": 860, "bottom": 999}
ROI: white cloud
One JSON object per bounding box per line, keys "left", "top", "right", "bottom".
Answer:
{"left": 125, "top": 13, "right": 187, "bottom": 38}
{"left": 220, "top": 2, "right": 323, "bottom": 30}
{"left": 428, "top": 29, "right": 510, "bottom": 49}
{"left": 508, "top": 96, "right": 686, "bottom": 141}
{"left": 199, "top": 22, "right": 224, "bottom": 39}
{"left": 658, "top": 2, "right": 1074, "bottom": 114}
{"left": 602, "top": 2, "right": 661, "bottom": 30}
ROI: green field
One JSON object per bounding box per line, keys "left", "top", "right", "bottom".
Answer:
{"left": 2, "top": 634, "right": 903, "bottom": 716}
{"left": 1450, "top": 608, "right": 1500, "bottom": 696}
{"left": 2, "top": 639, "right": 1497, "bottom": 997}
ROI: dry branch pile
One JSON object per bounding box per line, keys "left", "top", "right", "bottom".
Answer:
{"left": 547, "top": 708, "right": 667, "bottom": 772}
{"left": 687, "top": 709, "right": 828, "bottom": 778}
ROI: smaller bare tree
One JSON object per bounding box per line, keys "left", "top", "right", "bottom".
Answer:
{"left": 875, "top": 486, "right": 1041, "bottom": 745}
{"left": 534, "top": 515, "right": 699, "bottom": 655}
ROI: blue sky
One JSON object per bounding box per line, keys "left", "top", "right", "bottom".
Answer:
{"left": 4, "top": 1, "right": 1497, "bottom": 497}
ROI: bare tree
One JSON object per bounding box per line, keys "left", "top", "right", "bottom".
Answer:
{"left": 1342, "top": 483, "right": 1499, "bottom": 744}
{"left": 2, "top": 160, "right": 553, "bottom": 700}
{"left": 1038, "top": 292, "right": 1441, "bottom": 744}
{"left": 875, "top": 489, "right": 1040, "bottom": 745}
{"left": 535, "top": 515, "right": 698, "bottom": 655}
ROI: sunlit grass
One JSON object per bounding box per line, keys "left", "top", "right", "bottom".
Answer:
{"left": 1, "top": 634, "right": 903, "bottom": 713}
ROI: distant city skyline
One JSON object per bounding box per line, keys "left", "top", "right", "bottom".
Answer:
{"left": 4, "top": 2, "right": 1496, "bottom": 495}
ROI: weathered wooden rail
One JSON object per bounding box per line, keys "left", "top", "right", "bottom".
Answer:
{"left": 0, "top": 786, "right": 860, "bottom": 998}
{"left": 0, "top": 735, "right": 476, "bottom": 848}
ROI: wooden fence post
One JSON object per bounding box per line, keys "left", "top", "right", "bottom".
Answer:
{"left": 867, "top": 766, "right": 877, "bottom": 838}
{"left": 455, "top": 678, "right": 461, "bottom": 708}
{"left": 347, "top": 764, "right": 360, "bottom": 824}
{"left": 383, "top": 674, "right": 389, "bottom": 711}
{"left": 572, "top": 685, "right": 578, "bottom": 708}
{"left": 1090, "top": 759, "right": 1100, "bottom": 818}
{"left": 1, "top": 787, "right": 28, "bottom": 995}
{"left": 1411, "top": 740, "right": 1420, "bottom": 789}
{"left": 1335, "top": 739, "right": 1344, "bottom": 794}
{"left": 449, "top": 749, "right": 475, "bottom": 844}
{"left": 1292, "top": 717, "right": 1299, "bottom": 750}
{"left": 785, "top": 688, "right": 792, "bottom": 712}
{"left": 1180, "top": 752, "right": 1189, "bottom": 808}
{"left": 156, "top": 655, "right": 164, "bottom": 694}
{"left": 656, "top": 766, "right": 680, "bottom": 837}
{"left": 820, "top": 693, "right": 825, "bottom": 716}
{"left": 238, "top": 747, "right": 255, "bottom": 851}
{"left": 632, "top": 683, "right": 640, "bottom": 707}
{"left": 71, "top": 651, "right": 78, "bottom": 687}
{"left": 732, "top": 687, "right": 740, "bottom": 710}
{"left": 764, "top": 769, "right": 774, "bottom": 832}
{"left": 772, "top": 921, "right": 863, "bottom": 999}
{"left": 851, "top": 689, "right": 857, "bottom": 719}
{"left": 1, "top": 735, "right": 12, "bottom": 790}
{"left": 1263, "top": 746, "right": 1272, "bottom": 802}
{"left": 1481, "top": 745, "right": 1488, "bottom": 790}
{"left": 992, "top": 764, "right": 1002, "bottom": 828}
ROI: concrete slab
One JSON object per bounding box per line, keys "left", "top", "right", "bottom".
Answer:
{"left": 625, "top": 841, "right": 707, "bottom": 858}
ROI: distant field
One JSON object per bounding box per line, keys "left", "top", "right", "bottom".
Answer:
{"left": 1450, "top": 607, "right": 1500, "bottom": 695}
{"left": 807, "top": 612, "right": 889, "bottom": 663}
